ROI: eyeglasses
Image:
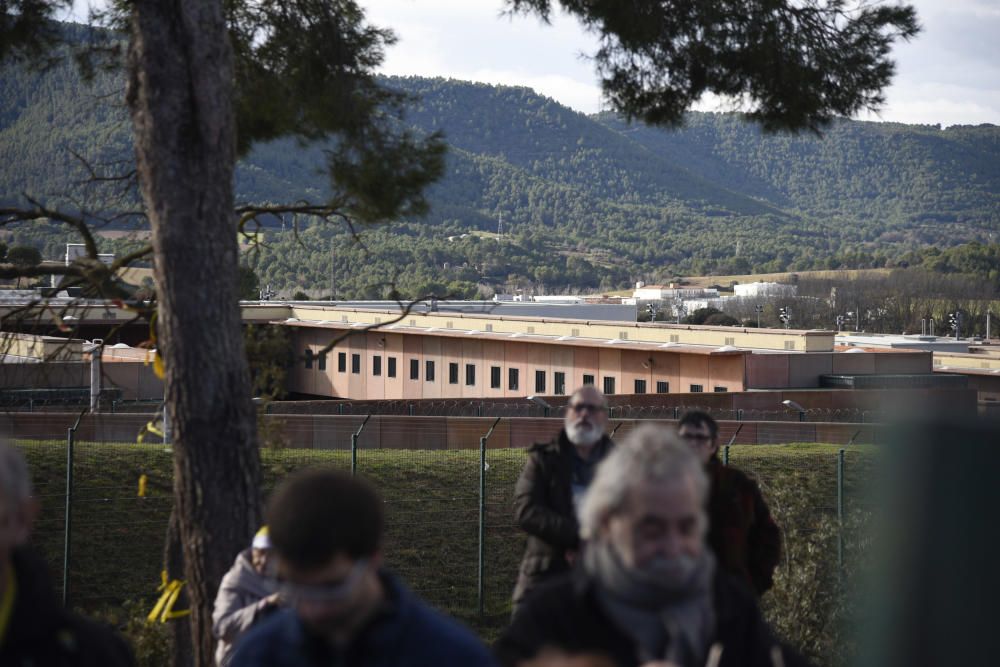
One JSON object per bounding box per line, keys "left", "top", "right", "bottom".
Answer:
{"left": 279, "top": 558, "right": 369, "bottom": 605}
{"left": 568, "top": 402, "right": 606, "bottom": 414}
{"left": 680, "top": 432, "right": 713, "bottom": 443}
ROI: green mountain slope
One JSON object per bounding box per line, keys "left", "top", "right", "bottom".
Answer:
{"left": 598, "top": 112, "right": 1000, "bottom": 239}
{"left": 1, "top": 23, "right": 998, "bottom": 296}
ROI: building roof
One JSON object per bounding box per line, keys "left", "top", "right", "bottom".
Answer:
{"left": 250, "top": 303, "right": 835, "bottom": 353}
{"left": 836, "top": 333, "right": 971, "bottom": 353}
{"left": 277, "top": 318, "right": 747, "bottom": 356}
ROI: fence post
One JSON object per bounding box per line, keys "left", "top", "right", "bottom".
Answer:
{"left": 351, "top": 414, "right": 372, "bottom": 476}
{"left": 478, "top": 416, "right": 502, "bottom": 617}
{"left": 63, "top": 409, "right": 87, "bottom": 606}
{"left": 837, "top": 448, "right": 845, "bottom": 573}
{"left": 723, "top": 444, "right": 730, "bottom": 466}
{"left": 478, "top": 434, "right": 486, "bottom": 617}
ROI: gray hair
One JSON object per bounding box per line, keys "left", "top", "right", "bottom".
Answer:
{"left": 0, "top": 442, "right": 32, "bottom": 507}
{"left": 579, "top": 424, "right": 708, "bottom": 539}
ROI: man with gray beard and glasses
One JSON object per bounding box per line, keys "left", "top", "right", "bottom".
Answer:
{"left": 496, "top": 426, "right": 804, "bottom": 667}
{"left": 511, "top": 385, "right": 614, "bottom": 617}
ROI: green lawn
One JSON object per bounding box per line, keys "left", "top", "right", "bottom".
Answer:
{"left": 18, "top": 441, "right": 873, "bottom": 664}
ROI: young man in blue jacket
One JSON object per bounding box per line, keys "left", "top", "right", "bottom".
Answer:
{"left": 230, "top": 468, "right": 497, "bottom": 667}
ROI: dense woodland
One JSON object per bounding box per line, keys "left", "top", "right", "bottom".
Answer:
{"left": 2, "top": 24, "right": 998, "bottom": 301}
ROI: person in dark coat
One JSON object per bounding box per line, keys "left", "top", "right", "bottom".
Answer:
{"left": 512, "top": 385, "right": 614, "bottom": 615}
{"left": 678, "top": 411, "right": 782, "bottom": 596}
{"left": 231, "top": 468, "right": 497, "bottom": 667}
{"left": 496, "top": 426, "right": 801, "bottom": 667}
{"left": 0, "top": 443, "right": 134, "bottom": 667}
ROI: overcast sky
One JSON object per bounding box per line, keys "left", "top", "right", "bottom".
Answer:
{"left": 65, "top": 0, "right": 1000, "bottom": 127}
{"left": 361, "top": 0, "right": 1000, "bottom": 128}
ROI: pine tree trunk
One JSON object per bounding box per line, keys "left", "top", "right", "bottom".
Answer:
{"left": 126, "top": 2, "right": 262, "bottom": 664}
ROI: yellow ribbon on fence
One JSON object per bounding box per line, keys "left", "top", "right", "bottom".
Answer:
{"left": 147, "top": 570, "right": 191, "bottom": 623}
{"left": 137, "top": 420, "right": 164, "bottom": 445}
{"left": 138, "top": 474, "right": 147, "bottom": 497}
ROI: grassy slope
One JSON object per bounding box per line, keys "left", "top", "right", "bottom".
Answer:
{"left": 19, "top": 440, "right": 873, "bottom": 658}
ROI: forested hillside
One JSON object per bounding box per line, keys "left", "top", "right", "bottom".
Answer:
{"left": 2, "top": 23, "right": 998, "bottom": 297}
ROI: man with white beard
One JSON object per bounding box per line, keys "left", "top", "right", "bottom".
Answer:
{"left": 511, "top": 385, "right": 614, "bottom": 617}
{"left": 496, "top": 426, "right": 801, "bottom": 667}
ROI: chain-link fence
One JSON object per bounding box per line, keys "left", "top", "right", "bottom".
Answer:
{"left": 12, "top": 412, "right": 873, "bottom": 659}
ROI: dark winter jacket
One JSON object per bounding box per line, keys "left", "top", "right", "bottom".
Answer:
{"left": 495, "top": 566, "right": 806, "bottom": 667}
{"left": 230, "top": 570, "right": 498, "bottom": 667}
{"left": 0, "top": 547, "right": 134, "bottom": 667}
{"left": 707, "top": 458, "right": 783, "bottom": 596}
{"left": 512, "top": 431, "right": 614, "bottom": 607}
{"left": 213, "top": 548, "right": 280, "bottom": 666}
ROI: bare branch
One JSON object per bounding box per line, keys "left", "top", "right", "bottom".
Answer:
{"left": 235, "top": 201, "right": 371, "bottom": 254}
{"left": 68, "top": 148, "right": 138, "bottom": 188}
{"left": 308, "top": 290, "right": 456, "bottom": 360}
{"left": 1, "top": 198, "right": 101, "bottom": 260}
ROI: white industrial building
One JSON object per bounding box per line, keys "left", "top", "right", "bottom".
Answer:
{"left": 633, "top": 283, "right": 720, "bottom": 301}
{"left": 683, "top": 297, "right": 730, "bottom": 312}
{"left": 733, "top": 282, "right": 797, "bottom": 298}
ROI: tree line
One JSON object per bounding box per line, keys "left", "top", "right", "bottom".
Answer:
{"left": 3, "top": 32, "right": 998, "bottom": 299}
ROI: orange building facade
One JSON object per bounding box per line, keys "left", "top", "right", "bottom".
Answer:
{"left": 285, "top": 323, "right": 747, "bottom": 400}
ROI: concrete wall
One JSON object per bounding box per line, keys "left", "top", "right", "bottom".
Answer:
{"left": 0, "top": 412, "right": 887, "bottom": 448}
{"left": 0, "top": 361, "right": 162, "bottom": 400}
{"left": 271, "top": 388, "right": 979, "bottom": 422}
{"left": 747, "top": 351, "right": 931, "bottom": 389}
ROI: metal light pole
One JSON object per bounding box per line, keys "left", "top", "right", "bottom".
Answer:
{"left": 754, "top": 304, "right": 763, "bottom": 328}
{"left": 527, "top": 395, "right": 552, "bottom": 417}
{"left": 782, "top": 399, "right": 807, "bottom": 422}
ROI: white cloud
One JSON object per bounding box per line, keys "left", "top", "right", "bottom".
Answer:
{"left": 860, "top": 100, "right": 998, "bottom": 127}
{"left": 467, "top": 69, "right": 604, "bottom": 112}
{"left": 61, "top": 0, "right": 1000, "bottom": 127}
{"left": 365, "top": 0, "right": 1000, "bottom": 126}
